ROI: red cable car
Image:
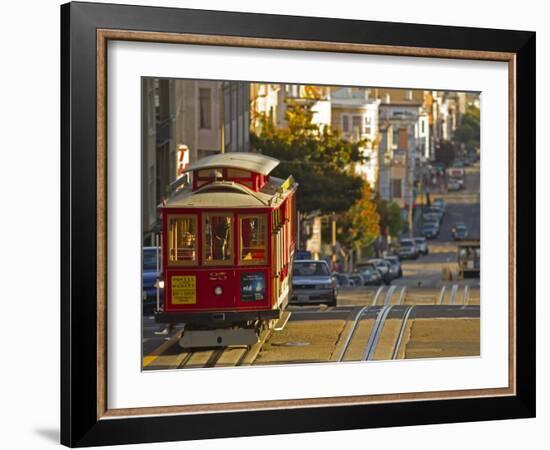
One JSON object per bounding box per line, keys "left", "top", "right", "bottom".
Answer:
{"left": 154, "top": 153, "right": 298, "bottom": 348}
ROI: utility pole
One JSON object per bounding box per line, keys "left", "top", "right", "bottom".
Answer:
{"left": 331, "top": 213, "right": 337, "bottom": 271}
{"left": 406, "top": 137, "right": 414, "bottom": 238}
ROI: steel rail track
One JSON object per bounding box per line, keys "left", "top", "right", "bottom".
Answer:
{"left": 397, "top": 287, "right": 407, "bottom": 305}
{"left": 449, "top": 284, "right": 459, "bottom": 304}
{"left": 391, "top": 305, "right": 415, "bottom": 359}
{"left": 337, "top": 286, "right": 386, "bottom": 362}
{"left": 383, "top": 285, "right": 397, "bottom": 305}
{"left": 462, "top": 284, "right": 470, "bottom": 306}
{"left": 360, "top": 286, "right": 406, "bottom": 360}
{"left": 338, "top": 285, "right": 411, "bottom": 362}
{"left": 371, "top": 286, "right": 386, "bottom": 306}
{"left": 176, "top": 351, "right": 195, "bottom": 369}
{"left": 438, "top": 286, "right": 447, "bottom": 305}
{"left": 362, "top": 305, "right": 393, "bottom": 360}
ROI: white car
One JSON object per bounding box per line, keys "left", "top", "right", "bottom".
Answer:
{"left": 448, "top": 178, "right": 461, "bottom": 191}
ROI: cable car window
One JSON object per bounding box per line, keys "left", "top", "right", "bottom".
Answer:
{"left": 227, "top": 168, "right": 251, "bottom": 179}
{"left": 239, "top": 215, "right": 267, "bottom": 265}
{"left": 197, "top": 169, "right": 222, "bottom": 179}
{"left": 167, "top": 215, "right": 197, "bottom": 266}
{"left": 203, "top": 213, "right": 233, "bottom": 265}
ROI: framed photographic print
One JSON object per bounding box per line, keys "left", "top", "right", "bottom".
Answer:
{"left": 60, "top": 1, "right": 535, "bottom": 447}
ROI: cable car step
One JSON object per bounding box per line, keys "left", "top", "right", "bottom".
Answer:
{"left": 179, "top": 329, "right": 259, "bottom": 348}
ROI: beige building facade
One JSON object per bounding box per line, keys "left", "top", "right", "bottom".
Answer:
{"left": 142, "top": 79, "right": 250, "bottom": 245}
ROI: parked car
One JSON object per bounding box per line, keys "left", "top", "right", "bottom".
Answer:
{"left": 429, "top": 206, "right": 445, "bottom": 221}
{"left": 452, "top": 224, "right": 469, "bottom": 241}
{"left": 349, "top": 272, "right": 366, "bottom": 287}
{"left": 333, "top": 273, "right": 353, "bottom": 288}
{"left": 291, "top": 260, "right": 337, "bottom": 306}
{"left": 413, "top": 237, "right": 429, "bottom": 255}
{"left": 422, "top": 222, "right": 439, "bottom": 239}
{"left": 367, "top": 259, "right": 394, "bottom": 284}
{"left": 397, "top": 239, "right": 419, "bottom": 260}
{"left": 362, "top": 268, "right": 384, "bottom": 285}
{"left": 422, "top": 211, "right": 442, "bottom": 225}
{"left": 383, "top": 255, "right": 403, "bottom": 278}
{"left": 432, "top": 198, "right": 447, "bottom": 213}
{"left": 355, "top": 262, "right": 383, "bottom": 285}
{"left": 143, "top": 246, "right": 163, "bottom": 313}
{"left": 448, "top": 178, "right": 462, "bottom": 191}
{"left": 295, "top": 250, "right": 312, "bottom": 260}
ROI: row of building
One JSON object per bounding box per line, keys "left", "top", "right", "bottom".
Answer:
{"left": 142, "top": 78, "right": 476, "bottom": 245}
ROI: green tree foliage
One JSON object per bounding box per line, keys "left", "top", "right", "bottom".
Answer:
{"left": 454, "top": 106, "right": 480, "bottom": 153}
{"left": 375, "top": 195, "right": 404, "bottom": 238}
{"left": 338, "top": 183, "right": 380, "bottom": 249}
{"left": 251, "top": 99, "right": 365, "bottom": 214}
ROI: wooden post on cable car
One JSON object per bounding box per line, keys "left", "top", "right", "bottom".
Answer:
{"left": 219, "top": 82, "right": 225, "bottom": 153}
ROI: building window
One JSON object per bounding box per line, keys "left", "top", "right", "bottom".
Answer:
{"left": 342, "top": 115, "right": 350, "bottom": 132}
{"left": 203, "top": 213, "right": 233, "bottom": 265}
{"left": 167, "top": 215, "right": 198, "bottom": 266}
{"left": 352, "top": 115, "right": 362, "bottom": 133}
{"left": 199, "top": 88, "right": 211, "bottom": 129}
{"left": 391, "top": 179, "right": 402, "bottom": 199}
{"left": 364, "top": 115, "right": 373, "bottom": 134}
{"left": 398, "top": 128, "right": 408, "bottom": 150}
{"left": 239, "top": 215, "right": 267, "bottom": 265}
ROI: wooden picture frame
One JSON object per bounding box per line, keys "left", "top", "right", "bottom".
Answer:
{"left": 61, "top": 1, "right": 535, "bottom": 446}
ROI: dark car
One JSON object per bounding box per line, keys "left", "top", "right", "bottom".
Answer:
{"left": 384, "top": 255, "right": 403, "bottom": 278}
{"left": 143, "top": 246, "right": 163, "bottom": 313}
{"left": 367, "top": 259, "right": 394, "bottom": 284}
{"left": 295, "top": 250, "right": 312, "bottom": 260}
{"left": 452, "top": 224, "right": 469, "bottom": 241}
{"left": 364, "top": 269, "right": 383, "bottom": 285}
{"left": 422, "top": 211, "right": 442, "bottom": 226}
{"left": 422, "top": 222, "right": 439, "bottom": 239}
{"left": 291, "top": 260, "right": 337, "bottom": 306}
{"left": 333, "top": 273, "right": 353, "bottom": 287}
{"left": 424, "top": 206, "right": 444, "bottom": 223}
{"left": 430, "top": 205, "right": 445, "bottom": 221}
{"left": 358, "top": 263, "right": 384, "bottom": 285}
{"left": 432, "top": 198, "right": 447, "bottom": 213}
{"left": 349, "top": 272, "right": 366, "bottom": 287}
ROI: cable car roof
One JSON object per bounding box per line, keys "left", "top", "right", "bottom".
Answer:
{"left": 183, "top": 152, "right": 279, "bottom": 176}
{"left": 165, "top": 176, "right": 296, "bottom": 209}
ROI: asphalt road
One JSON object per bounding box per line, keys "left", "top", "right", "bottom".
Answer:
{"left": 392, "top": 164, "right": 480, "bottom": 289}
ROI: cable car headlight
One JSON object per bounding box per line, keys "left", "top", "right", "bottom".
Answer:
{"left": 214, "top": 285, "right": 223, "bottom": 296}
{"left": 155, "top": 280, "right": 165, "bottom": 289}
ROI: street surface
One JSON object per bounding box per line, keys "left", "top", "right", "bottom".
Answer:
{"left": 392, "top": 163, "right": 480, "bottom": 289}
{"left": 142, "top": 164, "right": 481, "bottom": 369}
